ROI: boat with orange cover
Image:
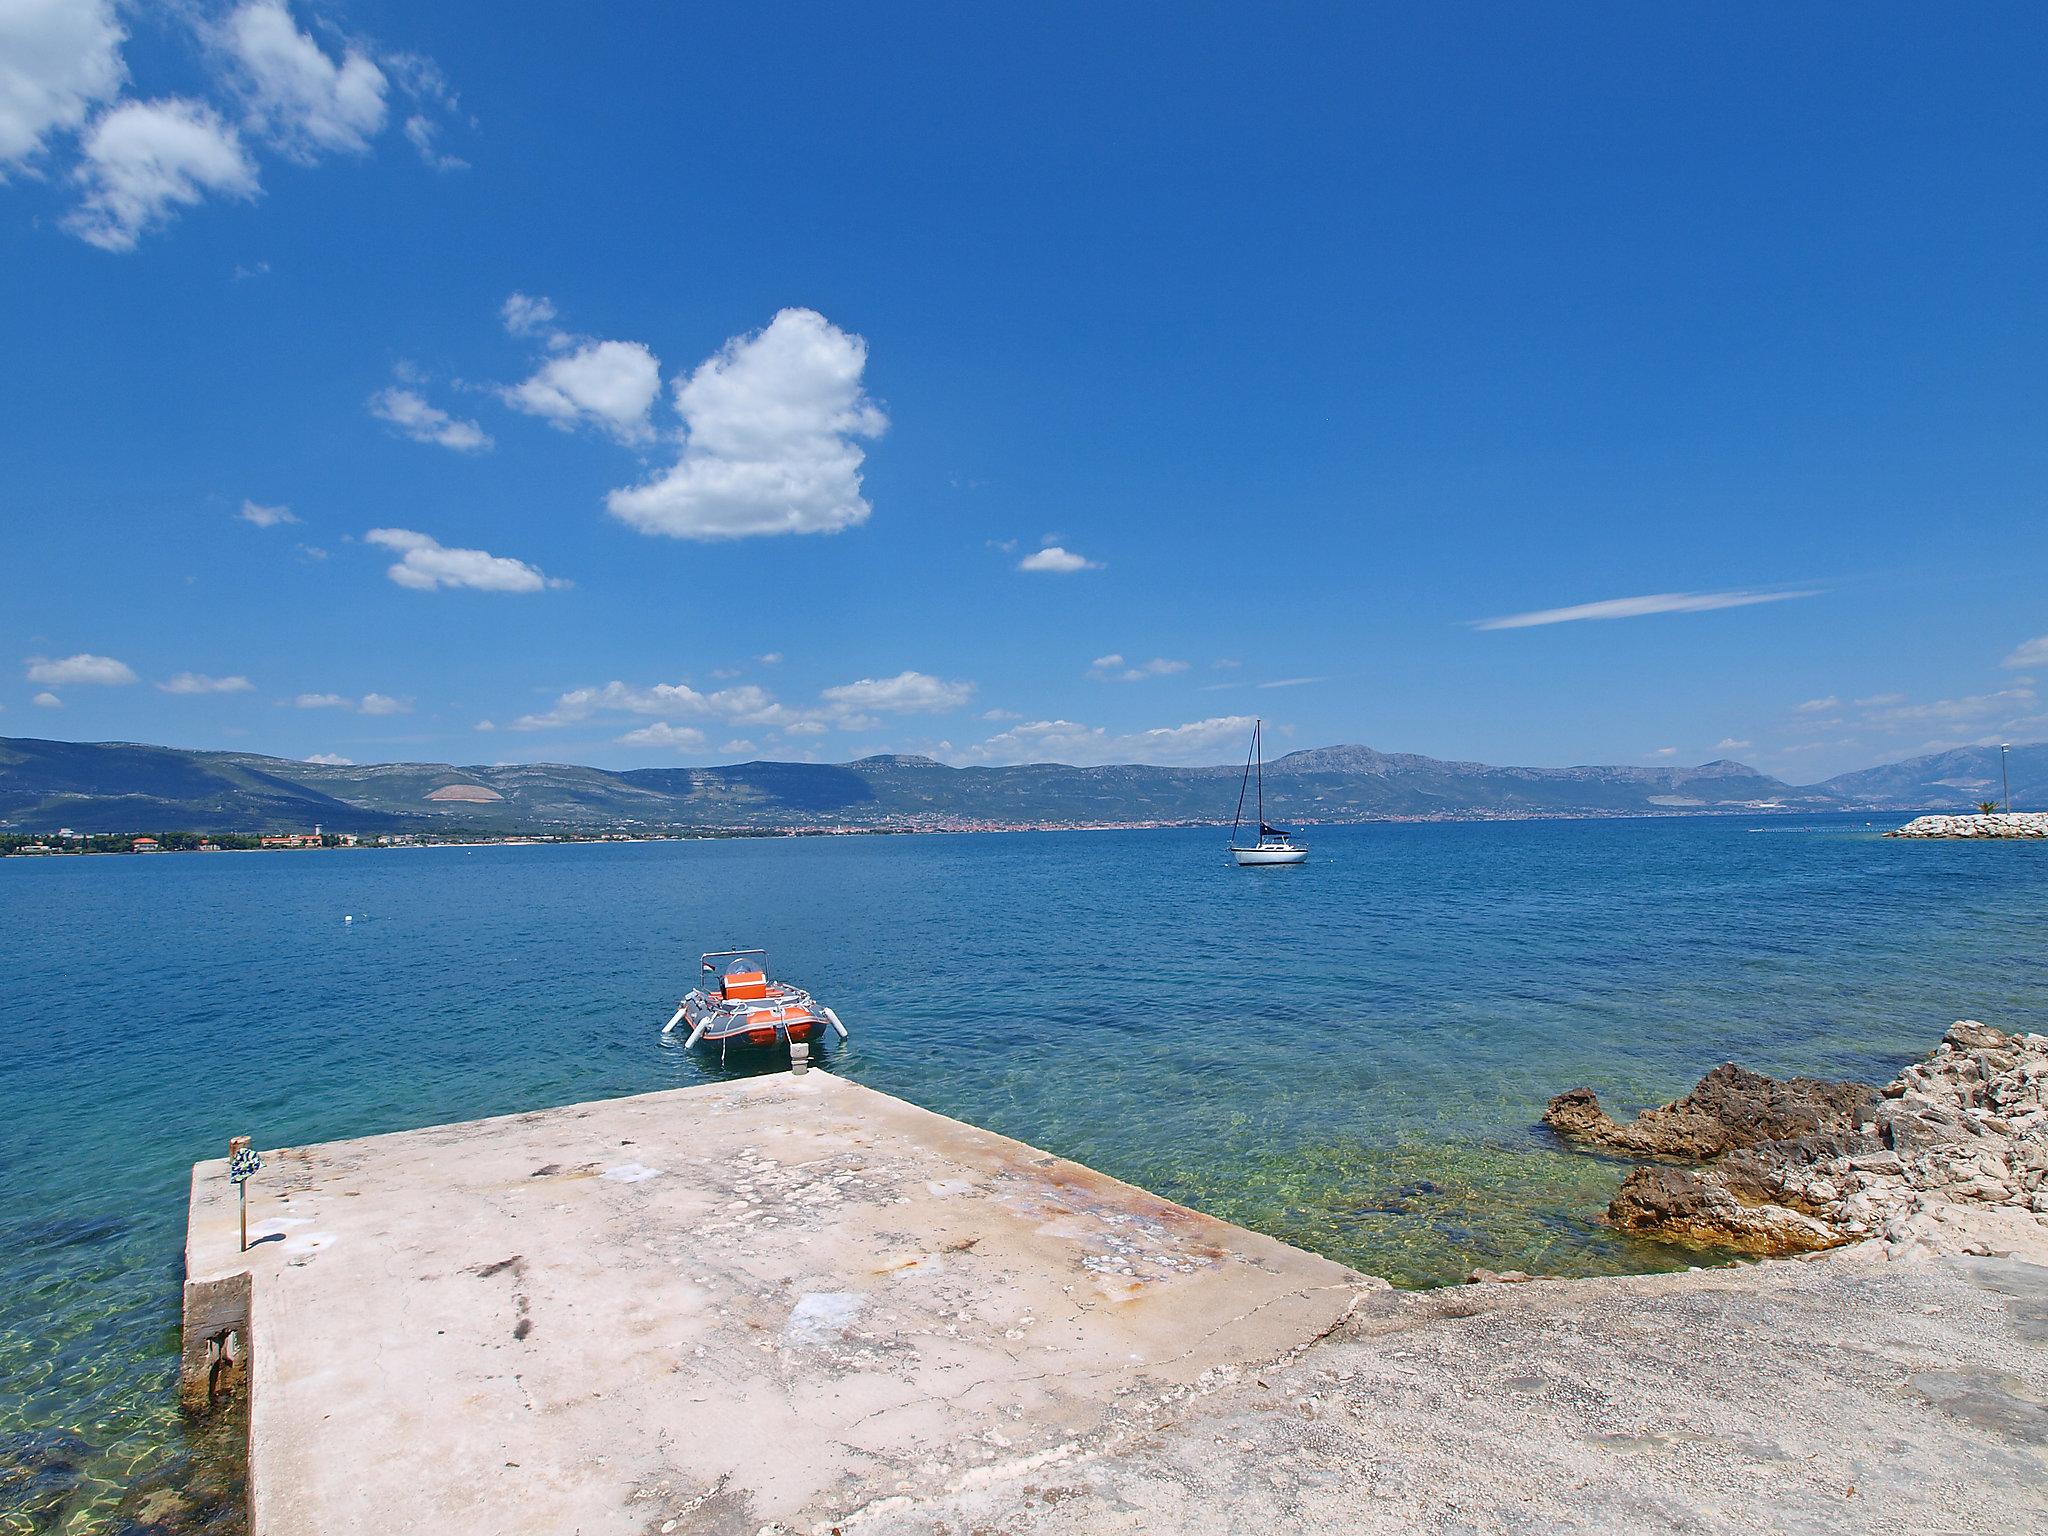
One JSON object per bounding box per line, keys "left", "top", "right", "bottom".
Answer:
{"left": 662, "top": 949, "right": 848, "bottom": 1065}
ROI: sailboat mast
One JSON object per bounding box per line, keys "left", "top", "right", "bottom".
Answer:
{"left": 1255, "top": 719, "right": 1263, "bottom": 829}
{"left": 1231, "top": 727, "right": 1255, "bottom": 839}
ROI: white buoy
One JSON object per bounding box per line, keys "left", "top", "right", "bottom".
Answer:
{"left": 343, "top": 915, "right": 353, "bottom": 924}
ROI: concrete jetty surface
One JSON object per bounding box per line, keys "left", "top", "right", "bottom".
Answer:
{"left": 186, "top": 1072, "right": 2048, "bottom": 1534}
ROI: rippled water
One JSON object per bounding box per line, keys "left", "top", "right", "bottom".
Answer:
{"left": 2, "top": 816, "right": 2043, "bottom": 1530}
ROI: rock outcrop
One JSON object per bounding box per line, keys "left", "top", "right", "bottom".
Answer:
{"left": 1886, "top": 812, "right": 2048, "bottom": 838}
{"left": 1550, "top": 1022, "right": 2048, "bottom": 1261}
{"left": 1543, "top": 1064, "right": 1873, "bottom": 1160}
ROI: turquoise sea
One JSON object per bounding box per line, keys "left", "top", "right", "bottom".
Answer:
{"left": 2, "top": 814, "right": 2044, "bottom": 1531}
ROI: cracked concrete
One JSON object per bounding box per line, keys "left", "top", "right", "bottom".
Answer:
{"left": 185, "top": 1071, "right": 1368, "bottom": 1534}
{"left": 185, "top": 1074, "right": 2048, "bottom": 1534}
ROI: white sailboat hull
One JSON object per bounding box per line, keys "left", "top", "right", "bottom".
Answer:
{"left": 1230, "top": 844, "right": 1308, "bottom": 865}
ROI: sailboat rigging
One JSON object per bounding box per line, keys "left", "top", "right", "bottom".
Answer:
{"left": 1228, "top": 719, "right": 1308, "bottom": 865}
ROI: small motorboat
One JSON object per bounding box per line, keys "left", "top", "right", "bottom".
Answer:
{"left": 1228, "top": 719, "right": 1308, "bottom": 865}
{"left": 662, "top": 949, "right": 848, "bottom": 1067}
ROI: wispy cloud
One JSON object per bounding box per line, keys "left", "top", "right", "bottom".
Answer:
{"left": 1257, "top": 676, "right": 1325, "bottom": 690}
{"left": 1795, "top": 696, "right": 1841, "bottom": 714}
{"left": 955, "top": 714, "right": 1255, "bottom": 767}
{"left": 1089, "top": 653, "right": 1187, "bottom": 683}
{"left": 2005, "top": 635, "right": 2048, "bottom": 670}
{"left": 158, "top": 672, "right": 253, "bottom": 694}
{"left": 368, "top": 387, "right": 492, "bottom": 453}
{"left": 237, "top": 499, "right": 297, "bottom": 527}
{"left": 1472, "top": 588, "right": 1820, "bottom": 631}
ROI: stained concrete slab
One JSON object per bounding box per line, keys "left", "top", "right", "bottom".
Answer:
{"left": 187, "top": 1073, "right": 2048, "bottom": 1534}
{"left": 185, "top": 1071, "right": 1370, "bottom": 1535}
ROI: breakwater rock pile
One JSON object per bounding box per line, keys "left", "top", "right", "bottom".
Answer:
{"left": 1545, "top": 1022, "right": 2048, "bottom": 1262}
{"left": 1887, "top": 811, "right": 2048, "bottom": 838}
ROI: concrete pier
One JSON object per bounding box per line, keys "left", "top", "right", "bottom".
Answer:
{"left": 184, "top": 1071, "right": 1366, "bottom": 1534}
{"left": 186, "top": 1072, "right": 2048, "bottom": 1534}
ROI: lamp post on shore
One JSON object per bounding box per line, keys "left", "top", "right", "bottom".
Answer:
{"left": 2000, "top": 743, "right": 2012, "bottom": 814}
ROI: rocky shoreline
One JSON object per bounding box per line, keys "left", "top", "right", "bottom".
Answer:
{"left": 1545, "top": 1021, "right": 2048, "bottom": 1263}
{"left": 1888, "top": 811, "right": 2048, "bottom": 838}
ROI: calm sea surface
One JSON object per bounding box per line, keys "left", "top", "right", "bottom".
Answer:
{"left": 3, "top": 815, "right": 2044, "bottom": 1530}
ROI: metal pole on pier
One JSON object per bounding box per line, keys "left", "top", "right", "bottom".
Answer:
{"left": 228, "top": 1136, "right": 262, "bottom": 1252}
{"left": 2001, "top": 743, "right": 2012, "bottom": 813}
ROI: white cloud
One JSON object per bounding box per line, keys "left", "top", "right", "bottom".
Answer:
{"left": 781, "top": 719, "right": 827, "bottom": 736}
{"left": 1258, "top": 676, "right": 1325, "bottom": 690}
{"left": 958, "top": 714, "right": 1256, "bottom": 768}
{"left": 64, "top": 97, "right": 258, "bottom": 250}
{"left": 1852, "top": 692, "right": 1905, "bottom": 707}
{"left": 1795, "top": 696, "right": 1841, "bottom": 713}
{"left": 514, "top": 679, "right": 791, "bottom": 731}
{"left": 31, "top": 691, "right": 61, "bottom": 708}
{"left": 1473, "top": 588, "right": 1820, "bottom": 631}
{"left": 2004, "top": 636, "right": 2048, "bottom": 670}
{"left": 1018, "top": 544, "right": 1100, "bottom": 573}
{"left": 982, "top": 708, "right": 1020, "bottom": 721}
{"left": 365, "top": 528, "right": 554, "bottom": 593}
{"left": 25, "top": 652, "right": 136, "bottom": 686}
{"left": 221, "top": 1, "right": 386, "bottom": 160}
{"left": 721, "top": 739, "right": 756, "bottom": 755}
{"left": 0, "top": 0, "right": 126, "bottom": 171}
{"left": 303, "top": 752, "right": 352, "bottom": 765}
{"left": 820, "top": 671, "right": 973, "bottom": 715}
{"left": 616, "top": 722, "right": 706, "bottom": 749}
{"left": 237, "top": 499, "right": 296, "bottom": 527}
{"left": 500, "top": 291, "right": 558, "bottom": 337}
{"left": 158, "top": 672, "right": 253, "bottom": 694}
{"left": 293, "top": 692, "right": 348, "bottom": 708}
{"left": 401, "top": 112, "right": 464, "bottom": 171}
{"left": 1858, "top": 687, "right": 2036, "bottom": 728}
{"left": 757, "top": 651, "right": 783, "bottom": 665}
{"left": 367, "top": 387, "right": 492, "bottom": 452}
{"left": 1715, "top": 737, "right": 1753, "bottom": 751}
{"left": 1089, "top": 654, "right": 1188, "bottom": 683}
{"left": 1648, "top": 746, "right": 1678, "bottom": 758}
{"left": 504, "top": 339, "right": 662, "bottom": 442}
{"left": 358, "top": 692, "right": 408, "bottom": 715}
{"left": 606, "top": 308, "right": 887, "bottom": 540}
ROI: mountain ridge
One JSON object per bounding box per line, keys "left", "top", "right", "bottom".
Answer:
{"left": 0, "top": 736, "right": 2039, "bottom": 835}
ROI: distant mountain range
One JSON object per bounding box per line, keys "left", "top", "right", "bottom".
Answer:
{"left": 0, "top": 736, "right": 2039, "bottom": 835}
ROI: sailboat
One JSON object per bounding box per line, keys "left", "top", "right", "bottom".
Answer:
{"left": 1228, "top": 719, "right": 1307, "bottom": 865}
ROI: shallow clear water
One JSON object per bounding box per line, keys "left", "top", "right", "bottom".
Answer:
{"left": 2, "top": 815, "right": 2043, "bottom": 1530}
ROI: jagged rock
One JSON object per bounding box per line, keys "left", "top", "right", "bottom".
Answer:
{"left": 1543, "top": 1064, "right": 1873, "bottom": 1160}
{"left": 1551, "top": 1022, "right": 2048, "bottom": 1260}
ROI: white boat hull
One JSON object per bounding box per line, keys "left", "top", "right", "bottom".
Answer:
{"left": 1231, "top": 844, "right": 1307, "bottom": 865}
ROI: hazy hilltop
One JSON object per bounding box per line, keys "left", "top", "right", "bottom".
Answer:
{"left": 10, "top": 734, "right": 2004, "bottom": 835}
{"left": 1818, "top": 744, "right": 2044, "bottom": 809}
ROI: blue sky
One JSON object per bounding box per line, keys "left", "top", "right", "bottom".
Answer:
{"left": 3, "top": 2, "right": 2044, "bottom": 781}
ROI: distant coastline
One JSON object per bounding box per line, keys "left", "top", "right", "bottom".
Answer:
{"left": 2, "top": 732, "right": 2038, "bottom": 844}
{"left": 1, "top": 803, "right": 1926, "bottom": 858}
